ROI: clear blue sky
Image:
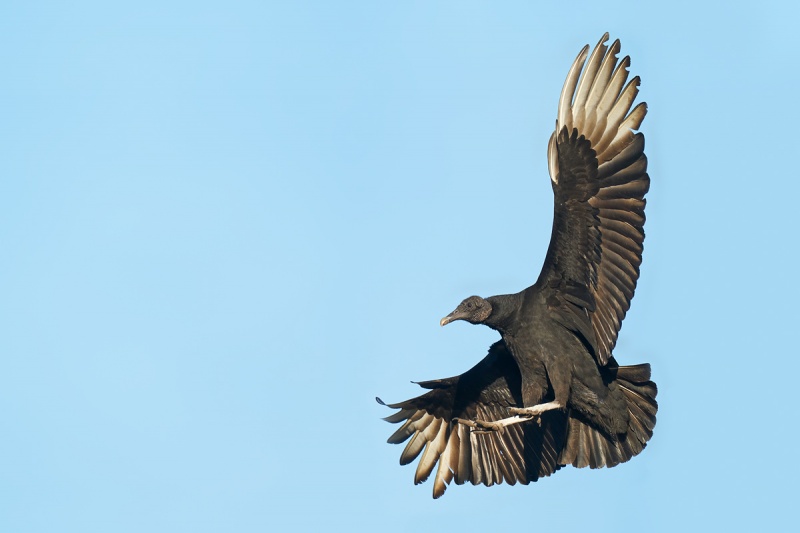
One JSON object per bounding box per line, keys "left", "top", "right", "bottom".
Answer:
{"left": 2, "top": 1, "right": 798, "bottom": 531}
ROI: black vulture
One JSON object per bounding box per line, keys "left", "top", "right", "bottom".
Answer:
{"left": 378, "top": 34, "right": 657, "bottom": 498}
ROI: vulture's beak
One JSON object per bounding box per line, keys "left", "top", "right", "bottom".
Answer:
{"left": 440, "top": 311, "right": 461, "bottom": 327}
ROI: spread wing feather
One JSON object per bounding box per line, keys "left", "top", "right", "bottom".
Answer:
{"left": 540, "top": 33, "right": 649, "bottom": 366}
{"left": 380, "top": 349, "right": 658, "bottom": 497}
{"left": 378, "top": 341, "right": 568, "bottom": 498}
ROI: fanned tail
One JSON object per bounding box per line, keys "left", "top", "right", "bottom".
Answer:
{"left": 560, "top": 362, "right": 657, "bottom": 469}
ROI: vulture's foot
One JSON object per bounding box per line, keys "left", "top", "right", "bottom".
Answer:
{"left": 453, "top": 417, "right": 506, "bottom": 434}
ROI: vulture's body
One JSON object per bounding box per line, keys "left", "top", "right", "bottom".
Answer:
{"left": 379, "top": 34, "right": 657, "bottom": 498}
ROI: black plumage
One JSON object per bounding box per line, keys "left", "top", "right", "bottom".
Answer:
{"left": 378, "top": 34, "right": 657, "bottom": 498}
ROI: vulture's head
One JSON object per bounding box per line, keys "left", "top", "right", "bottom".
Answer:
{"left": 440, "top": 296, "right": 492, "bottom": 326}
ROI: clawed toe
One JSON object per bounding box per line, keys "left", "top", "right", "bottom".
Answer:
{"left": 453, "top": 417, "right": 505, "bottom": 434}
{"left": 473, "top": 420, "right": 504, "bottom": 434}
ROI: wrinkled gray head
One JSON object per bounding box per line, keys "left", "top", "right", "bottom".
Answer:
{"left": 440, "top": 296, "right": 492, "bottom": 326}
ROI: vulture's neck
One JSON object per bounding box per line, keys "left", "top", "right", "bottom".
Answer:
{"left": 484, "top": 293, "right": 523, "bottom": 333}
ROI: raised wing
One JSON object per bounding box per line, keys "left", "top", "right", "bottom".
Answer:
{"left": 539, "top": 34, "right": 649, "bottom": 366}
{"left": 378, "top": 341, "right": 568, "bottom": 498}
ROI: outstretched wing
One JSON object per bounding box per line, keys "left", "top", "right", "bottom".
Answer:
{"left": 379, "top": 341, "right": 568, "bottom": 498}
{"left": 538, "top": 33, "right": 649, "bottom": 366}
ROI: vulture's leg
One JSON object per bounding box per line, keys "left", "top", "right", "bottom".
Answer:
{"left": 453, "top": 413, "right": 538, "bottom": 434}
{"left": 508, "top": 401, "right": 564, "bottom": 417}
{"left": 453, "top": 400, "right": 566, "bottom": 434}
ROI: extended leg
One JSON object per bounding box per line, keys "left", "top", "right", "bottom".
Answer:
{"left": 455, "top": 358, "right": 570, "bottom": 433}
{"left": 509, "top": 400, "right": 564, "bottom": 417}
{"left": 453, "top": 412, "right": 539, "bottom": 434}
{"left": 454, "top": 400, "right": 565, "bottom": 434}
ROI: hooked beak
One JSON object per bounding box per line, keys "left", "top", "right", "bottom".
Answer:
{"left": 440, "top": 311, "right": 462, "bottom": 327}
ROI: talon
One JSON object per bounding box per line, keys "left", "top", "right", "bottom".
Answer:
{"left": 474, "top": 420, "right": 505, "bottom": 434}
{"left": 453, "top": 417, "right": 476, "bottom": 428}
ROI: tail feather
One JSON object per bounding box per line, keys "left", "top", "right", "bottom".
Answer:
{"left": 560, "top": 363, "right": 657, "bottom": 469}
{"left": 615, "top": 362, "right": 653, "bottom": 383}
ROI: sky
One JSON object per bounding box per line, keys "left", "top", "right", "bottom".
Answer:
{"left": 2, "top": 1, "right": 799, "bottom": 531}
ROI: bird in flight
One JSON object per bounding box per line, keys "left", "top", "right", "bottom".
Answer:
{"left": 378, "top": 34, "right": 657, "bottom": 498}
